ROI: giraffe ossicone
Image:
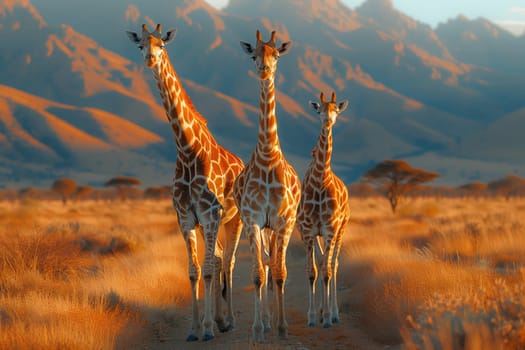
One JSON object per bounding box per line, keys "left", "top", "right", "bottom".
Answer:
{"left": 127, "top": 23, "right": 244, "bottom": 342}
{"left": 297, "top": 91, "right": 350, "bottom": 329}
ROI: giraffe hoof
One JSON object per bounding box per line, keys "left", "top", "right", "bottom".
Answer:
{"left": 332, "top": 316, "right": 340, "bottom": 324}
{"left": 307, "top": 321, "right": 316, "bottom": 327}
{"left": 252, "top": 333, "right": 265, "bottom": 343}
{"left": 252, "top": 327, "right": 265, "bottom": 342}
{"left": 186, "top": 334, "right": 199, "bottom": 342}
{"left": 202, "top": 333, "right": 214, "bottom": 341}
{"left": 323, "top": 322, "right": 332, "bottom": 329}
{"left": 225, "top": 318, "right": 236, "bottom": 332}
{"left": 216, "top": 320, "right": 229, "bottom": 333}
{"left": 278, "top": 329, "right": 288, "bottom": 339}
{"left": 219, "top": 323, "right": 234, "bottom": 333}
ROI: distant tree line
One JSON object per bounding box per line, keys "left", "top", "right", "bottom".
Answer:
{"left": 0, "top": 175, "right": 171, "bottom": 202}
{"left": 350, "top": 161, "right": 525, "bottom": 212}
{"left": 350, "top": 173, "right": 525, "bottom": 199}
{"left": 1, "top": 164, "right": 525, "bottom": 206}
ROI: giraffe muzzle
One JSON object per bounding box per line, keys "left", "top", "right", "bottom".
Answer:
{"left": 145, "top": 55, "right": 156, "bottom": 67}
{"left": 257, "top": 64, "right": 270, "bottom": 73}
{"left": 257, "top": 68, "right": 272, "bottom": 80}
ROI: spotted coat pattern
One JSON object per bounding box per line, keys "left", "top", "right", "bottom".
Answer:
{"left": 296, "top": 92, "right": 350, "bottom": 328}
{"left": 127, "top": 24, "right": 244, "bottom": 342}
{"left": 233, "top": 30, "right": 301, "bottom": 342}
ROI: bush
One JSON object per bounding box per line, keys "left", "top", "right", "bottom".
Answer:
{"left": 51, "top": 178, "right": 77, "bottom": 204}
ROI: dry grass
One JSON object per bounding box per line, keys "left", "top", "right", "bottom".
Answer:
{"left": 0, "top": 199, "right": 186, "bottom": 349}
{"left": 402, "top": 279, "right": 525, "bottom": 350}
{"left": 1, "top": 196, "right": 524, "bottom": 349}
{"left": 340, "top": 196, "right": 525, "bottom": 348}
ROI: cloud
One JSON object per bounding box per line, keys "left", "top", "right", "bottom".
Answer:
{"left": 494, "top": 19, "right": 525, "bottom": 35}
{"left": 125, "top": 5, "right": 141, "bottom": 23}
{"left": 205, "top": 0, "right": 229, "bottom": 9}
{"left": 510, "top": 6, "right": 525, "bottom": 16}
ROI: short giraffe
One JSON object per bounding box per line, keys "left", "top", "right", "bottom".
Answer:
{"left": 126, "top": 24, "right": 244, "bottom": 341}
{"left": 296, "top": 92, "right": 350, "bottom": 328}
{"left": 234, "top": 30, "right": 301, "bottom": 342}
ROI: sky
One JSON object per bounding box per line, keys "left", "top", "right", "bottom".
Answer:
{"left": 205, "top": 0, "right": 525, "bottom": 35}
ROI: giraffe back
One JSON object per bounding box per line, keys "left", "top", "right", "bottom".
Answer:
{"left": 298, "top": 164, "right": 349, "bottom": 237}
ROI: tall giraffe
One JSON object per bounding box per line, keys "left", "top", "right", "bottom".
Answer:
{"left": 234, "top": 30, "right": 301, "bottom": 342}
{"left": 296, "top": 92, "right": 350, "bottom": 328}
{"left": 126, "top": 24, "right": 244, "bottom": 342}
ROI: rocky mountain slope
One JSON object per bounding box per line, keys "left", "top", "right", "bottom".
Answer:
{"left": 2, "top": 0, "right": 525, "bottom": 187}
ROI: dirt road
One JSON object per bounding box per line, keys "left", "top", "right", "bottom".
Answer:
{"left": 134, "top": 235, "right": 388, "bottom": 350}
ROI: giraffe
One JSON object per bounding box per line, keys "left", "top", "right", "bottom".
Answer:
{"left": 296, "top": 91, "right": 350, "bottom": 329}
{"left": 126, "top": 24, "right": 244, "bottom": 342}
{"left": 234, "top": 30, "right": 301, "bottom": 342}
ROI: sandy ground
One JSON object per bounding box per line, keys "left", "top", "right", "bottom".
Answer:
{"left": 132, "top": 235, "right": 392, "bottom": 350}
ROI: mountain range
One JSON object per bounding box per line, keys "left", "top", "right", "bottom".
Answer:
{"left": 1, "top": 0, "right": 525, "bottom": 188}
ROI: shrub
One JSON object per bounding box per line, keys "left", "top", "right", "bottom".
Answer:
{"left": 51, "top": 178, "right": 77, "bottom": 204}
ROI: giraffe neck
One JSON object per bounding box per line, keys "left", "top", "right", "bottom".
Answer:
{"left": 312, "top": 126, "right": 333, "bottom": 176}
{"left": 151, "top": 51, "right": 211, "bottom": 157}
{"left": 256, "top": 77, "right": 281, "bottom": 157}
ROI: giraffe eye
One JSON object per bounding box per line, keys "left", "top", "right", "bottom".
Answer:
{"left": 251, "top": 56, "right": 256, "bottom": 61}
{"left": 138, "top": 45, "right": 144, "bottom": 50}
{"left": 160, "top": 44, "right": 166, "bottom": 49}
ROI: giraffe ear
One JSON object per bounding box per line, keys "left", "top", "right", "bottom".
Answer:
{"left": 338, "top": 100, "right": 349, "bottom": 113}
{"left": 163, "top": 29, "right": 176, "bottom": 44}
{"left": 309, "top": 101, "right": 321, "bottom": 113}
{"left": 126, "top": 31, "right": 141, "bottom": 44}
{"left": 240, "top": 41, "right": 254, "bottom": 56}
{"left": 278, "top": 41, "right": 292, "bottom": 56}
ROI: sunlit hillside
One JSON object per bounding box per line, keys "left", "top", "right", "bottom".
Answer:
{"left": 1, "top": 196, "right": 524, "bottom": 349}
{"left": 2, "top": 0, "right": 525, "bottom": 187}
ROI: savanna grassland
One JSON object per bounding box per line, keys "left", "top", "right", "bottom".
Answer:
{"left": 0, "top": 196, "right": 524, "bottom": 349}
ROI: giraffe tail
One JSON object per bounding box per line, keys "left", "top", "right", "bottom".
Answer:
{"left": 316, "top": 235, "right": 325, "bottom": 255}
{"left": 221, "top": 271, "right": 227, "bottom": 301}
{"left": 267, "top": 230, "right": 275, "bottom": 292}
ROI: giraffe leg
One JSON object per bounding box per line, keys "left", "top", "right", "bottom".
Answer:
{"left": 321, "top": 235, "right": 336, "bottom": 328}
{"left": 331, "top": 225, "right": 345, "bottom": 324}
{"left": 272, "top": 231, "right": 291, "bottom": 340}
{"left": 221, "top": 215, "right": 242, "bottom": 332}
{"left": 261, "top": 229, "right": 272, "bottom": 332}
{"left": 213, "top": 244, "right": 228, "bottom": 333}
{"left": 247, "top": 224, "right": 266, "bottom": 342}
{"left": 305, "top": 238, "right": 318, "bottom": 327}
{"left": 262, "top": 264, "right": 272, "bottom": 332}
{"left": 315, "top": 236, "right": 325, "bottom": 325}
{"left": 182, "top": 229, "right": 201, "bottom": 341}
{"left": 201, "top": 221, "right": 221, "bottom": 341}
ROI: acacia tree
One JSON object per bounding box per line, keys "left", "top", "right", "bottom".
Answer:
{"left": 104, "top": 176, "right": 141, "bottom": 200}
{"left": 458, "top": 181, "right": 488, "bottom": 197}
{"left": 75, "top": 185, "right": 93, "bottom": 200}
{"left": 51, "top": 178, "right": 77, "bottom": 204}
{"left": 487, "top": 175, "right": 525, "bottom": 197}
{"left": 144, "top": 185, "right": 171, "bottom": 199}
{"left": 363, "top": 159, "right": 439, "bottom": 213}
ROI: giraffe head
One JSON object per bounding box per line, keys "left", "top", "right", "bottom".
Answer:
{"left": 126, "top": 23, "right": 176, "bottom": 68}
{"left": 240, "top": 30, "right": 292, "bottom": 80}
{"left": 309, "top": 92, "right": 349, "bottom": 129}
